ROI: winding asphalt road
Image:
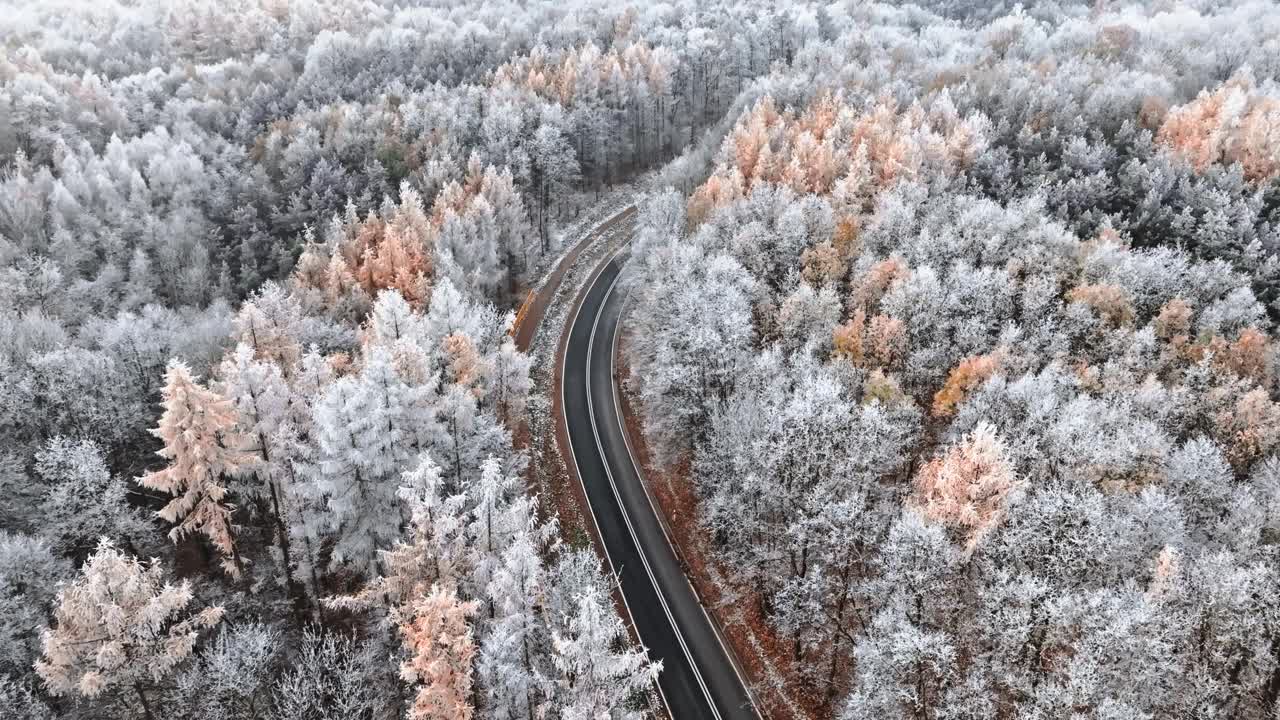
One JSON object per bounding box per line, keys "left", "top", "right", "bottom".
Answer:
{"left": 560, "top": 248, "right": 760, "bottom": 720}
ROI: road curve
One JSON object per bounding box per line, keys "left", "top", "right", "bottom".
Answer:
{"left": 560, "top": 248, "right": 760, "bottom": 720}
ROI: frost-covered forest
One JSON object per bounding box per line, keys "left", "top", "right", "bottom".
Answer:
{"left": 3, "top": 0, "right": 1280, "bottom": 719}
{"left": 626, "top": 1, "right": 1280, "bottom": 718}
{"left": 1, "top": 0, "right": 815, "bottom": 717}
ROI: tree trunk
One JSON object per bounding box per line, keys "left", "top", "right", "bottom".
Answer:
{"left": 1264, "top": 634, "right": 1280, "bottom": 713}
{"left": 823, "top": 630, "right": 845, "bottom": 711}
{"left": 133, "top": 684, "right": 156, "bottom": 720}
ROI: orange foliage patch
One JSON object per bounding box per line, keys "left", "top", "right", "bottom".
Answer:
{"left": 832, "top": 216, "right": 861, "bottom": 257}
{"left": 849, "top": 257, "right": 908, "bottom": 311}
{"left": 293, "top": 190, "right": 434, "bottom": 308}
{"left": 442, "top": 332, "right": 481, "bottom": 392}
{"left": 399, "top": 586, "right": 478, "bottom": 720}
{"left": 832, "top": 309, "right": 907, "bottom": 370}
{"left": 350, "top": 218, "right": 434, "bottom": 306}
{"left": 1158, "top": 73, "right": 1280, "bottom": 182}
{"left": 800, "top": 242, "right": 843, "bottom": 287}
{"left": 1068, "top": 283, "right": 1135, "bottom": 328}
{"left": 832, "top": 310, "right": 866, "bottom": 364}
{"left": 493, "top": 40, "right": 676, "bottom": 108}
{"left": 867, "top": 315, "right": 907, "bottom": 368}
{"left": 292, "top": 162, "right": 523, "bottom": 310}
{"left": 911, "top": 422, "right": 1020, "bottom": 557}
{"left": 689, "top": 92, "right": 988, "bottom": 223}
{"left": 687, "top": 170, "right": 745, "bottom": 225}
{"left": 1215, "top": 327, "right": 1271, "bottom": 384}
{"left": 1214, "top": 388, "right": 1280, "bottom": 471}
{"left": 932, "top": 350, "right": 1005, "bottom": 418}
{"left": 1154, "top": 298, "right": 1193, "bottom": 342}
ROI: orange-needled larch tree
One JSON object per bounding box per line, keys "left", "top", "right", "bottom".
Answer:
{"left": 399, "top": 584, "right": 479, "bottom": 720}
{"left": 911, "top": 422, "right": 1021, "bottom": 557}
{"left": 138, "top": 360, "right": 252, "bottom": 579}
{"left": 34, "top": 539, "right": 223, "bottom": 720}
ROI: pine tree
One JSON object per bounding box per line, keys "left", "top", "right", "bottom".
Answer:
{"left": 478, "top": 532, "right": 551, "bottom": 720}
{"left": 529, "top": 116, "right": 580, "bottom": 252}
{"left": 466, "top": 457, "right": 554, "bottom": 604}
{"left": 435, "top": 384, "right": 512, "bottom": 493}
{"left": 365, "top": 289, "right": 423, "bottom": 348}
{"left": 218, "top": 343, "right": 310, "bottom": 606}
{"left": 483, "top": 329, "right": 533, "bottom": 425}
{"left": 231, "top": 282, "right": 305, "bottom": 372}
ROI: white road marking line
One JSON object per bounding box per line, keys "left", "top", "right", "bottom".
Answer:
{"left": 585, "top": 264, "right": 722, "bottom": 720}
{"left": 559, "top": 229, "right": 675, "bottom": 718}
{"left": 609, "top": 270, "right": 764, "bottom": 720}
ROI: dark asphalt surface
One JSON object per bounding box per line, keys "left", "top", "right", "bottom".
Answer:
{"left": 561, "top": 252, "right": 759, "bottom": 720}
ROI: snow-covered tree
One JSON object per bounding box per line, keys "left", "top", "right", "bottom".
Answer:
{"left": 477, "top": 531, "right": 551, "bottom": 720}
{"left": 308, "top": 345, "right": 438, "bottom": 573}
{"left": 138, "top": 360, "right": 252, "bottom": 578}
{"left": 333, "top": 455, "right": 470, "bottom": 616}
{"left": 34, "top": 436, "right": 149, "bottom": 555}
{"left": 35, "top": 540, "right": 223, "bottom": 719}
{"left": 399, "top": 585, "right": 479, "bottom": 720}
{"left": 172, "top": 623, "right": 281, "bottom": 720}
{"left": 911, "top": 422, "right": 1021, "bottom": 556}
{"left": 8, "top": 1, "right": 1280, "bottom": 715}
{"left": 484, "top": 330, "right": 533, "bottom": 426}
{"left": 546, "top": 550, "right": 661, "bottom": 719}
{"left": 0, "top": 676, "right": 53, "bottom": 720}
{"left": 270, "top": 627, "right": 393, "bottom": 720}
{"left": 0, "top": 533, "right": 70, "bottom": 677}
